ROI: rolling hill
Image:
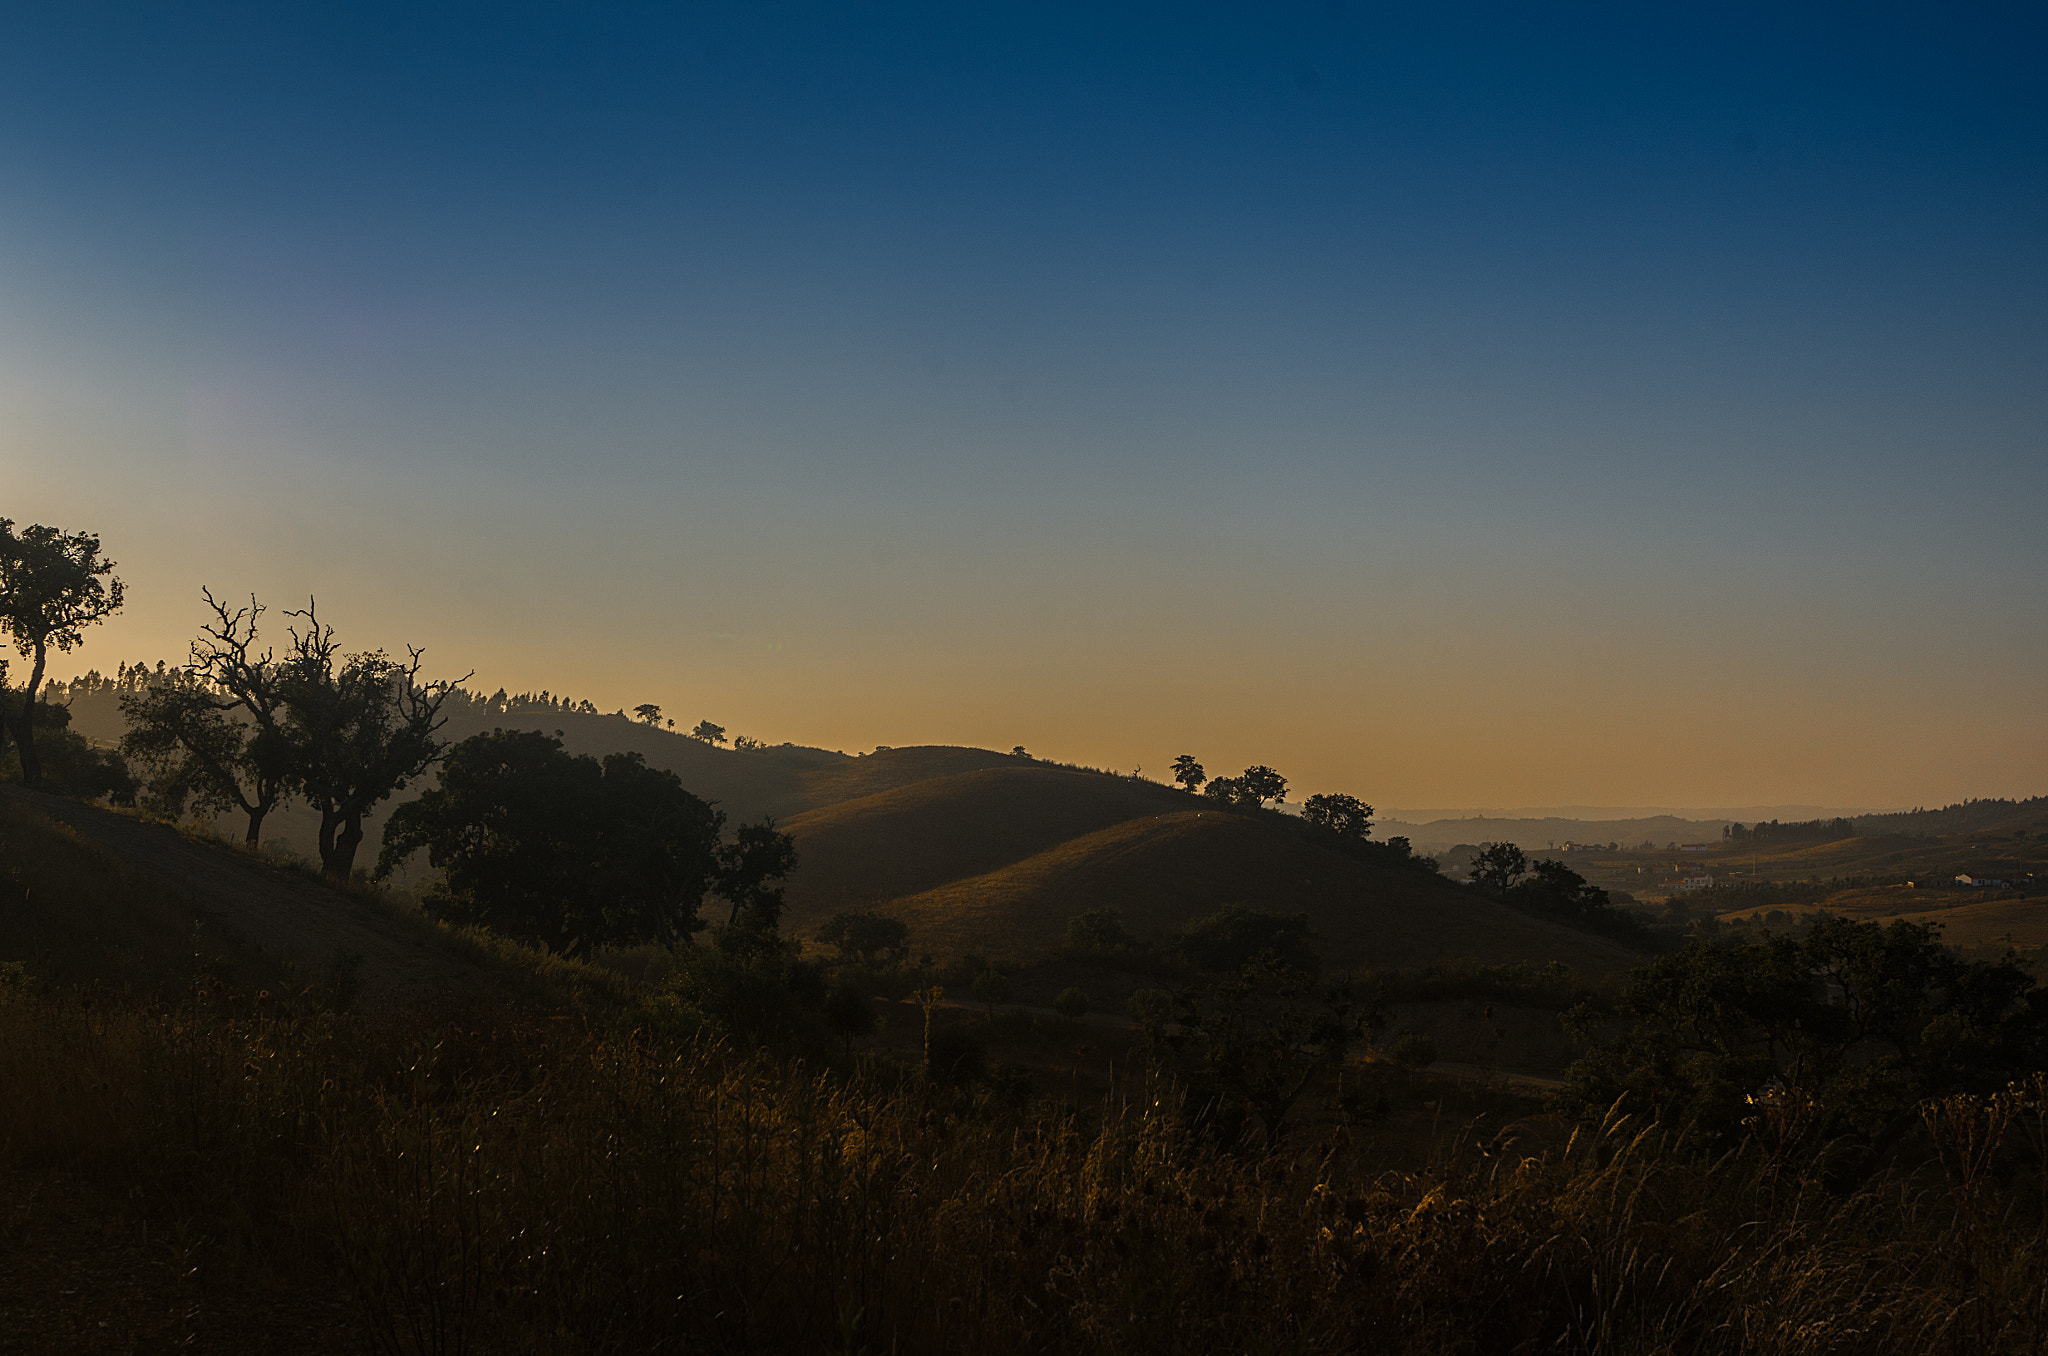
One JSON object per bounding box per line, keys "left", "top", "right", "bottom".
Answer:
{"left": 778, "top": 760, "right": 1644, "bottom": 975}
{"left": 46, "top": 674, "right": 1650, "bottom": 976}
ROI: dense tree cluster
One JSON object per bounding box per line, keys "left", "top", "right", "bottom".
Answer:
{"left": 1570, "top": 917, "right": 2048, "bottom": 1148}
{"left": 118, "top": 592, "right": 463, "bottom": 876}
{"left": 377, "top": 727, "right": 796, "bottom": 957}
{"left": 1465, "top": 841, "right": 1662, "bottom": 947}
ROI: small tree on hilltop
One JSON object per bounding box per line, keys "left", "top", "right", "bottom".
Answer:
{"left": 689, "top": 719, "right": 728, "bottom": 745}
{"left": 1239, "top": 765, "right": 1288, "bottom": 807}
{"left": 0, "top": 520, "right": 124, "bottom": 788}
{"left": 1203, "top": 765, "right": 1288, "bottom": 811}
{"left": 633, "top": 702, "right": 662, "bottom": 726}
{"left": 1171, "top": 754, "right": 1206, "bottom": 793}
{"left": 1302, "top": 792, "right": 1373, "bottom": 842}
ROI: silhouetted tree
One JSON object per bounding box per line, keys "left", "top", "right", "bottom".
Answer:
{"left": 0, "top": 520, "right": 124, "bottom": 787}
{"left": 1469, "top": 842, "right": 1528, "bottom": 895}
{"left": 119, "top": 592, "right": 293, "bottom": 843}
{"left": 1238, "top": 765, "right": 1288, "bottom": 806}
{"left": 1510, "top": 858, "right": 1654, "bottom": 943}
{"left": 1203, "top": 765, "right": 1288, "bottom": 810}
{"left": 1302, "top": 792, "right": 1373, "bottom": 841}
{"left": 689, "top": 720, "right": 727, "bottom": 745}
{"left": 1171, "top": 753, "right": 1206, "bottom": 793}
{"left": 715, "top": 818, "right": 799, "bottom": 930}
{"left": 378, "top": 728, "right": 726, "bottom": 954}
{"left": 279, "top": 600, "right": 465, "bottom": 879}
{"left": 633, "top": 702, "right": 662, "bottom": 726}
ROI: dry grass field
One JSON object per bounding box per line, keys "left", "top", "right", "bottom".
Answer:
{"left": 1720, "top": 885, "right": 2048, "bottom": 950}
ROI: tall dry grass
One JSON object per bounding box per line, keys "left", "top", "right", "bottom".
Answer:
{"left": 2, "top": 970, "right": 2046, "bottom": 1354}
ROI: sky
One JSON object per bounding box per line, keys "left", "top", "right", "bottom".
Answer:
{"left": 2, "top": 2, "right": 2043, "bottom": 811}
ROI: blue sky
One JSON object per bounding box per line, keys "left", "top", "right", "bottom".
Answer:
{"left": 3, "top": 3, "right": 2043, "bottom": 807}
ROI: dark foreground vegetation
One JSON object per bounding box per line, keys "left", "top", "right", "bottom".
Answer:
{"left": 4, "top": 794, "right": 2048, "bottom": 1354}
{"left": 7, "top": 972, "right": 2048, "bottom": 1354}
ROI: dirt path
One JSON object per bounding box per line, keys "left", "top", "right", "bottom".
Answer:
{"left": 7, "top": 786, "right": 495, "bottom": 1009}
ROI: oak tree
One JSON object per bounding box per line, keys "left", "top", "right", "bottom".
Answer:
{"left": 0, "top": 521, "right": 124, "bottom": 787}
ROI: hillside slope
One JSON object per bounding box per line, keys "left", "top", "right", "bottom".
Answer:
{"left": 781, "top": 763, "right": 1191, "bottom": 908}
{"left": 45, "top": 680, "right": 1648, "bottom": 976}
{"left": 1, "top": 785, "right": 499, "bottom": 1006}
{"left": 784, "top": 796, "right": 1641, "bottom": 976}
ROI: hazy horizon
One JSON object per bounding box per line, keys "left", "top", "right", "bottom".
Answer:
{"left": 7, "top": 5, "right": 2043, "bottom": 810}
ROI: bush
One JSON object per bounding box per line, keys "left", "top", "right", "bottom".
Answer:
{"left": 667, "top": 923, "right": 827, "bottom": 1045}
{"left": 1065, "top": 907, "right": 1136, "bottom": 954}
{"left": 2, "top": 710, "right": 136, "bottom": 804}
{"left": 1052, "top": 987, "right": 1088, "bottom": 1021}
{"left": 1178, "top": 904, "right": 1321, "bottom": 975}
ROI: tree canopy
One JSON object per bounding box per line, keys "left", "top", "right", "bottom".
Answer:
{"left": 1178, "top": 904, "right": 1321, "bottom": 975}
{"left": 1301, "top": 792, "right": 1373, "bottom": 841}
{"left": 379, "top": 728, "right": 799, "bottom": 957}
{"left": 119, "top": 592, "right": 295, "bottom": 843}
{"left": 1568, "top": 917, "right": 2048, "bottom": 1147}
{"left": 279, "top": 601, "right": 464, "bottom": 878}
{"left": 0, "top": 520, "right": 124, "bottom": 787}
{"left": 378, "top": 728, "right": 725, "bottom": 955}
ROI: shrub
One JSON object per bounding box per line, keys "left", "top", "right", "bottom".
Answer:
{"left": 1178, "top": 904, "right": 1320, "bottom": 975}
{"left": 1052, "top": 987, "right": 1088, "bottom": 1021}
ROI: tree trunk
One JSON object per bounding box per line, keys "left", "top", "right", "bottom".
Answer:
{"left": 11, "top": 642, "right": 47, "bottom": 788}
{"left": 316, "top": 805, "right": 344, "bottom": 879}
{"left": 324, "top": 814, "right": 366, "bottom": 881}
{"left": 243, "top": 804, "right": 267, "bottom": 846}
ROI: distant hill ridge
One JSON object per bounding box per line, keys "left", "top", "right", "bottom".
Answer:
{"left": 41, "top": 668, "right": 2037, "bottom": 976}
{"left": 42, "top": 671, "right": 1640, "bottom": 974}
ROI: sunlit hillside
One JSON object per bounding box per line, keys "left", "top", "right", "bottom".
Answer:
{"left": 780, "top": 774, "right": 1642, "bottom": 974}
